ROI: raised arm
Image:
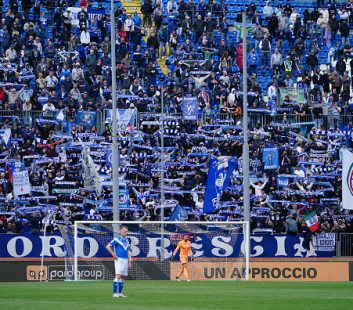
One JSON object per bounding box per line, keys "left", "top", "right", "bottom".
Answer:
{"left": 259, "top": 181, "right": 268, "bottom": 189}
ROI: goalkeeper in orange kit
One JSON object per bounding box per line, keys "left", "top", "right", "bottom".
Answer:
{"left": 171, "top": 234, "right": 194, "bottom": 282}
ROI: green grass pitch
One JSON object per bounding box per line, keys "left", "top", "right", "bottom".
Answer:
{"left": 0, "top": 281, "right": 352, "bottom": 310}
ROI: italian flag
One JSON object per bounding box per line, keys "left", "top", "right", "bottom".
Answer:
{"left": 304, "top": 211, "right": 320, "bottom": 232}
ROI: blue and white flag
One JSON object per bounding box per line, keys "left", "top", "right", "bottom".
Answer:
{"left": 105, "top": 147, "right": 120, "bottom": 168}
{"left": 87, "top": 8, "right": 106, "bottom": 21}
{"left": 203, "top": 157, "right": 237, "bottom": 214}
{"left": 277, "top": 175, "right": 289, "bottom": 188}
{"left": 182, "top": 97, "right": 198, "bottom": 121}
{"left": 76, "top": 111, "right": 97, "bottom": 126}
{"left": 106, "top": 109, "right": 137, "bottom": 132}
{"left": 106, "top": 148, "right": 112, "bottom": 168}
{"left": 0, "top": 128, "right": 11, "bottom": 147}
{"left": 262, "top": 148, "right": 279, "bottom": 170}
{"left": 169, "top": 205, "right": 188, "bottom": 221}
{"left": 342, "top": 150, "right": 353, "bottom": 210}
{"left": 119, "top": 187, "right": 130, "bottom": 208}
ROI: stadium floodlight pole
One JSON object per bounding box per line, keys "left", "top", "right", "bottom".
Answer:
{"left": 242, "top": 11, "right": 250, "bottom": 278}
{"left": 160, "top": 84, "right": 165, "bottom": 261}
{"left": 111, "top": 0, "right": 120, "bottom": 223}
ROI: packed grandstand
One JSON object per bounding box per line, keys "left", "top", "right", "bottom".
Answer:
{"left": 0, "top": 0, "right": 351, "bottom": 236}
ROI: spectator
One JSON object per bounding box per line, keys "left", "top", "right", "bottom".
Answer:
{"left": 259, "top": 35, "right": 271, "bottom": 69}
{"left": 141, "top": 0, "right": 153, "bottom": 29}
{"left": 80, "top": 27, "right": 90, "bottom": 46}
{"left": 286, "top": 215, "right": 298, "bottom": 235}
{"left": 270, "top": 48, "right": 283, "bottom": 74}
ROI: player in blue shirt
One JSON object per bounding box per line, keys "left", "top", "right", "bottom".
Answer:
{"left": 106, "top": 226, "right": 132, "bottom": 298}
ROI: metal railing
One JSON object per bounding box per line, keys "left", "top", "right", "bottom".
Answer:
{"left": 1, "top": 110, "right": 353, "bottom": 135}
{"left": 335, "top": 233, "right": 353, "bottom": 257}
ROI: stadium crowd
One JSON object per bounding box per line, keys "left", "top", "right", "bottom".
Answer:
{"left": 0, "top": 0, "right": 352, "bottom": 239}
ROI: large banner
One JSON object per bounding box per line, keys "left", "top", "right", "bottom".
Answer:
{"left": 0, "top": 234, "right": 334, "bottom": 258}
{"left": 342, "top": 150, "right": 353, "bottom": 210}
{"left": 279, "top": 87, "right": 305, "bottom": 105}
{"left": 203, "top": 157, "right": 237, "bottom": 214}
{"left": 106, "top": 109, "right": 137, "bottom": 132}
{"left": 170, "top": 262, "right": 349, "bottom": 282}
{"left": 13, "top": 170, "right": 31, "bottom": 196}
{"left": 182, "top": 97, "right": 198, "bottom": 121}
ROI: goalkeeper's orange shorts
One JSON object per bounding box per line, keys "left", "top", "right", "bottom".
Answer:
{"left": 180, "top": 256, "right": 188, "bottom": 264}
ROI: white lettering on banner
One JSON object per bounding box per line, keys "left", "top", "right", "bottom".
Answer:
{"left": 13, "top": 170, "right": 31, "bottom": 196}
{"left": 274, "top": 236, "right": 287, "bottom": 256}
{"left": 146, "top": 238, "right": 172, "bottom": 258}
{"left": 211, "top": 236, "right": 233, "bottom": 257}
{"left": 128, "top": 236, "right": 140, "bottom": 257}
{"left": 294, "top": 237, "right": 317, "bottom": 258}
{"left": 1, "top": 234, "right": 336, "bottom": 258}
{"left": 7, "top": 236, "right": 33, "bottom": 258}
{"left": 39, "top": 236, "right": 66, "bottom": 257}
{"left": 77, "top": 237, "right": 99, "bottom": 258}
{"left": 48, "top": 265, "right": 104, "bottom": 281}
{"left": 250, "top": 236, "right": 264, "bottom": 257}
{"left": 191, "top": 236, "right": 204, "bottom": 257}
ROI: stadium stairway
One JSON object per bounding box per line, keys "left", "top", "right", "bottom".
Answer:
{"left": 120, "top": 0, "right": 168, "bottom": 75}
{"left": 122, "top": 0, "right": 140, "bottom": 14}
{"left": 157, "top": 54, "right": 168, "bottom": 75}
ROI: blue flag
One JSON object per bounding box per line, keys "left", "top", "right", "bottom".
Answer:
{"left": 169, "top": 205, "right": 188, "bottom": 221}
{"left": 106, "top": 147, "right": 120, "bottom": 168}
{"left": 203, "top": 157, "right": 237, "bottom": 214}
{"left": 262, "top": 148, "right": 279, "bottom": 170}
{"left": 119, "top": 186, "right": 130, "bottom": 208}
{"left": 277, "top": 176, "right": 289, "bottom": 188}
{"left": 182, "top": 97, "right": 198, "bottom": 121}
{"left": 76, "top": 111, "right": 97, "bottom": 126}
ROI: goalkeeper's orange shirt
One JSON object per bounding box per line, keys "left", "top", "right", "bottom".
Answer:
{"left": 176, "top": 240, "right": 191, "bottom": 257}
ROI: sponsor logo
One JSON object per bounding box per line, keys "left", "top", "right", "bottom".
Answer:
{"left": 204, "top": 267, "right": 317, "bottom": 279}
{"left": 26, "top": 265, "right": 47, "bottom": 281}
{"left": 346, "top": 163, "right": 353, "bottom": 196}
{"left": 48, "top": 265, "right": 104, "bottom": 281}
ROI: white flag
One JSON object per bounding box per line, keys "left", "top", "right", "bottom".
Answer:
{"left": 56, "top": 110, "right": 65, "bottom": 121}
{"left": 342, "top": 150, "right": 353, "bottom": 210}
{"left": 13, "top": 170, "right": 31, "bottom": 196}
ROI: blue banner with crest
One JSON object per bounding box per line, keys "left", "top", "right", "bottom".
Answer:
{"left": 203, "top": 157, "right": 237, "bottom": 214}
{"left": 262, "top": 148, "right": 279, "bottom": 170}
{"left": 182, "top": 97, "right": 198, "bottom": 121}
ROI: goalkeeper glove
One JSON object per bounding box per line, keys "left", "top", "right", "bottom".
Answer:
{"left": 190, "top": 256, "right": 194, "bottom": 262}
{"left": 171, "top": 255, "right": 175, "bottom": 261}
